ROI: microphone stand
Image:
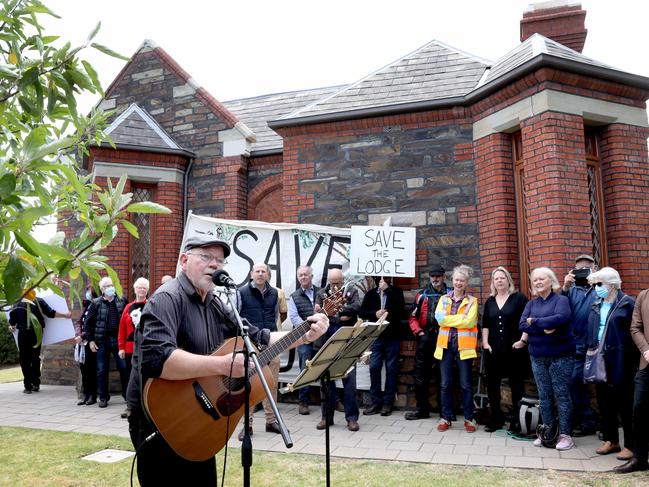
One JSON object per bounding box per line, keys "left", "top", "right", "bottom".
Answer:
{"left": 221, "top": 287, "right": 293, "bottom": 487}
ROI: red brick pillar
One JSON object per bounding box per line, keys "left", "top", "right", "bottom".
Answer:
{"left": 215, "top": 155, "right": 248, "bottom": 220}
{"left": 520, "top": 112, "right": 591, "bottom": 273}
{"left": 474, "top": 132, "right": 519, "bottom": 300}
{"left": 599, "top": 123, "right": 649, "bottom": 295}
{"left": 280, "top": 133, "right": 315, "bottom": 223}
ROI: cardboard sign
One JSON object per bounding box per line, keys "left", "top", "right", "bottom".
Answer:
{"left": 349, "top": 225, "right": 416, "bottom": 277}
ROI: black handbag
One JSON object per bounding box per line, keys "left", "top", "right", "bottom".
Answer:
{"left": 583, "top": 345, "right": 607, "bottom": 383}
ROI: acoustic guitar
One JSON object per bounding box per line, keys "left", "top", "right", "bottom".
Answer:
{"left": 142, "top": 276, "right": 362, "bottom": 461}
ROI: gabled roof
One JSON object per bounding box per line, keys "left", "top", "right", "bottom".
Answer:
{"left": 102, "top": 103, "right": 193, "bottom": 156}
{"left": 277, "top": 40, "right": 490, "bottom": 123}
{"left": 223, "top": 85, "right": 344, "bottom": 154}
{"left": 102, "top": 39, "right": 247, "bottom": 133}
{"left": 476, "top": 33, "right": 612, "bottom": 89}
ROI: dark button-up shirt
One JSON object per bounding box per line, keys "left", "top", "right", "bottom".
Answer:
{"left": 126, "top": 272, "right": 271, "bottom": 409}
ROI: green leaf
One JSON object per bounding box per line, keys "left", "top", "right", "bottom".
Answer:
{"left": 18, "top": 96, "right": 39, "bottom": 116}
{"left": 81, "top": 60, "right": 102, "bottom": 93}
{"left": 20, "top": 206, "right": 51, "bottom": 222}
{"left": 90, "top": 42, "right": 130, "bottom": 61}
{"left": 126, "top": 202, "right": 171, "bottom": 214}
{"left": 0, "top": 64, "right": 19, "bottom": 80}
{"left": 18, "top": 65, "right": 39, "bottom": 90}
{"left": 0, "top": 173, "right": 17, "bottom": 196}
{"left": 2, "top": 255, "right": 25, "bottom": 303}
{"left": 41, "top": 35, "right": 59, "bottom": 44}
{"left": 120, "top": 219, "right": 139, "bottom": 238}
{"left": 22, "top": 126, "right": 48, "bottom": 160}
{"left": 86, "top": 21, "right": 101, "bottom": 42}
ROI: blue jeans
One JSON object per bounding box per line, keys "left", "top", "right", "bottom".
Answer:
{"left": 96, "top": 335, "right": 127, "bottom": 402}
{"left": 321, "top": 365, "right": 358, "bottom": 423}
{"left": 439, "top": 348, "right": 474, "bottom": 421}
{"left": 570, "top": 343, "right": 597, "bottom": 430}
{"left": 369, "top": 337, "right": 400, "bottom": 408}
{"left": 530, "top": 355, "right": 573, "bottom": 435}
{"left": 297, "top": 343, "right": 315, "bottom": 404}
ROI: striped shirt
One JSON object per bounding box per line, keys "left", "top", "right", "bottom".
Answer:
{"left": 126, "top": 271, "right": 271, "bottom": 409}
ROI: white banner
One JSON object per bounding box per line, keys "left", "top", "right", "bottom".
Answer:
{"left": 180, "top": 213, "right": 353, "bottom": 294}
{"left": 349, "top": 225, "right": 416, "bottom": 277}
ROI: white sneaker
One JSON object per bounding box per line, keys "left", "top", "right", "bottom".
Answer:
{"left": 556, "top": 434, "right": 574, "bottom": 451}
{"left": 533, "top": 437, "right": 543, "bottom": 447}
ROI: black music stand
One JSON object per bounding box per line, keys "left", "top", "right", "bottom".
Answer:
{"left": 281, "top": 318, "right": 388, "bottom": 487}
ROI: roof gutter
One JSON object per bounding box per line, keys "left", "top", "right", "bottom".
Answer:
{"left": 269, "top": 56, "right": 649, "bottom": 130}
{"left": 92, "top": 141, "right": 196, "bottom": 158}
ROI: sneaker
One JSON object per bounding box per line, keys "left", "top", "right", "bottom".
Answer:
{"left": 437, "top": 418, "right": 451, "bottom": 432}
{"left": 533, "top": 437, "right": 543, "bottom": 447}
{"left": 464, "top": 419, "right": 477, "bottom": 433}
{"left": 555, "top": 434, "right": 574, "bottom": 451}
{"left": 98, "top": 399, "right": 108, "bottom": 408}
{"left": 298, "top": 402, "right": 310, "bottom": 415}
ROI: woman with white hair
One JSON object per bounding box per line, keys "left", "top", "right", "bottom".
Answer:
{"left": 482, "top": 266, "right": 529, "bottom": 432}
{"left": 118, "top": 277, "right": 150, "bottom": 419}
{"left": 519, "top": 267, "right": 574, "bottom": 450}
{"left": 434, "top": 264, "right": 479, "bottom": 433}
{"left": 586, "top": 267, "right": 637, "bottom": 460}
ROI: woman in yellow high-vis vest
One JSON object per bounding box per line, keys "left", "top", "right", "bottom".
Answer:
{"left": 434, "top": 265, "right": 479, "bottom": 433}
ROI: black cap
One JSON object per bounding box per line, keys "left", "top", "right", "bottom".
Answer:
{"left": 575, "top": 254, "right": 595, "bottom": 264}
{"left": 429, "top": 264, "right": 446, "bottom": 276}
{"left": 183, "top": 233, "right": 231, "bottom": 257}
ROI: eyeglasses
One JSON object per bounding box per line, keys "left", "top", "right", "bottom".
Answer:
{"left": 187, "top": 252, "right": 227, "bottom": 265}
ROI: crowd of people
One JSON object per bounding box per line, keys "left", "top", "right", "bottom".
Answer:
{"left": 8, "top": 240, "right": 649, "bottom": 480}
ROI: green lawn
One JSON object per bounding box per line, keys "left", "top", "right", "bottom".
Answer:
{"left": 0, "top": 364, "right": 21, "bottom": 383}
{"left": 1, "top": 427, "right": 646, "bottom": 486}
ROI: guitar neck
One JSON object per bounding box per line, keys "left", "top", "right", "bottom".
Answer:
{"left": 258, "top": 319, "right": 311, "bottom": 365}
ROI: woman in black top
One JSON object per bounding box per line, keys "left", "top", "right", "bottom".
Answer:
{"left": 481, "top": 266, "right": 529, "bottom": 432}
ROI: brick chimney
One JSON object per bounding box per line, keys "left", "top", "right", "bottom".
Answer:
{"left": 520, "top": 1, "right": 587, "bottom": 53}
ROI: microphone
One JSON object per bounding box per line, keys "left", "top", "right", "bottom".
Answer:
{"left": 212, "top": 270, "right": 237, "bottom": 289}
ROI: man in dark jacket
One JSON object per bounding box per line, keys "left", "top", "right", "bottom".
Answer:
{"left": 86, "top": 276, "right": 128, "bottom": 408}
{"left": 405, "top": 264, "right": 449, "bottom": 420}
{"left": 360, "top": 276, "right": 405, "bottom": 416}
{"left": 237, "top": 262, "right": 281, "bottom": 439}
{"left": 287, "top": 265, "right": 319, "bottom": 415}
{"left": 562, "top": 254, "right": 598, "bottom": 436}
{"left": 315, "top": 268, "right": 361, "bottom": 431}
{"left": 9, "top": 289, "right": 71, "bottom": 393}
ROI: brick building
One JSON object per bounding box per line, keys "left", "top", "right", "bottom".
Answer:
{"left": 53, "top": 3, "right": 649, "bottom": 402}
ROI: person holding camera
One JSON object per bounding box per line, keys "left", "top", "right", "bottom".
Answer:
{"left": 562, "top": 254, "right": 599, "bottom": 437}
{"left": 585, "top": 267, "right": 636, "bottom": 460}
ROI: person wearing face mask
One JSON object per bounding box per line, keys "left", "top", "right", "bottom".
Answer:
{"left": 585, "top": 268, "right": 637, "bottom": 461}
{"left": 562, "top": 254, "right": 599, "bottom": 437}
{"left": 85, "top": 276, "right": 128, "bottom": 408}
{"left": 74, "top": 284, "right": 98, "bottom": 405}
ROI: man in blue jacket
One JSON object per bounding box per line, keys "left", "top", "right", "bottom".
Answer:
{"left": 562, "top": 254, "right": 598, "bottom": 436}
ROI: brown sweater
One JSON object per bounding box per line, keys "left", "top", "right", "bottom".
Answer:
{"left": 631, "top": 289, "right": 649, "bottom": 370}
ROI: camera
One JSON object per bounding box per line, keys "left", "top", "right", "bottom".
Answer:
{"left": 572, "top": 268, "right": 591, "bottom": 287}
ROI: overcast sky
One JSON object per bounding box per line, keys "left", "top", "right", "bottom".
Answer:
{"left": 46, "top": 0, "right": 649, "bottom": 112}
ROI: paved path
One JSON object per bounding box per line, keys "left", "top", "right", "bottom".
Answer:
{"left": 0, "top": 382, "right": 626, "bottom": 472}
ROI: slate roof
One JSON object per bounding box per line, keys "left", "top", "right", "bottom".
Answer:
{"left": 105, "top": 103, "right": 189, "bottom": 154}
{"left": 279, "top": 40, "right": 490, "bottom": 121}
{"left": 477, "top": 33, "right": 613, "bottom": 89}
{"left": 223, "top": 85, "right": 344, "bottom": 154}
